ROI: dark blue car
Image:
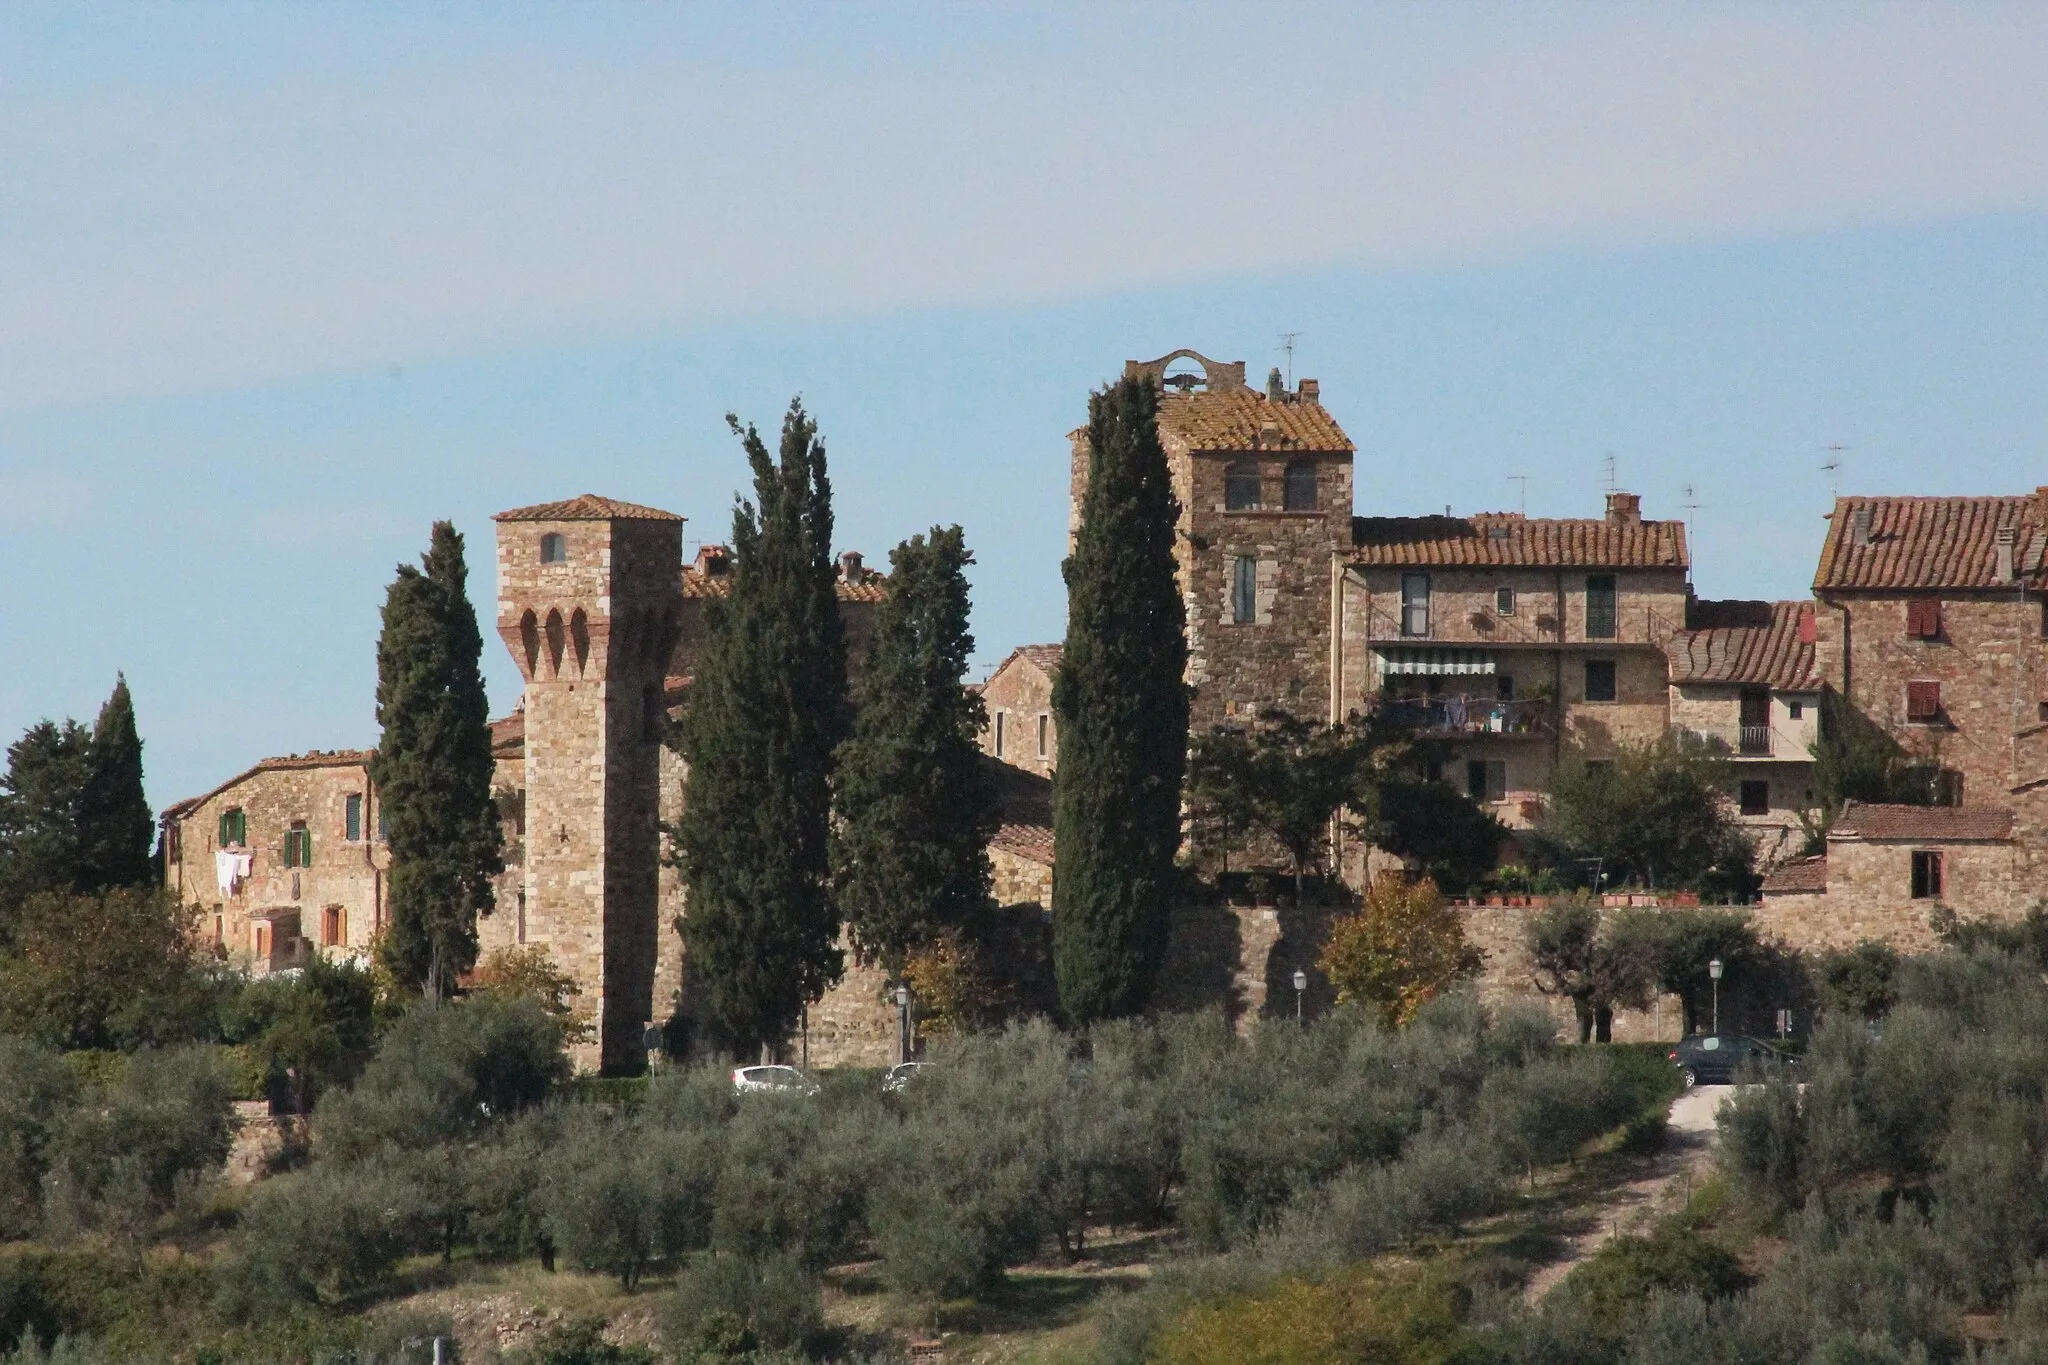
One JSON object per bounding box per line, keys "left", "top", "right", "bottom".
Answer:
{"left": 1668, "top": 1034, "right": 1799, "bottom": 1088}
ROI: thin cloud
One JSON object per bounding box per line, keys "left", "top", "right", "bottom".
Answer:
{"left": 2, "top": 5, "right": 2045, "bottom": 412}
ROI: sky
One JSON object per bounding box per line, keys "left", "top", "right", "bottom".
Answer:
{"left": 3, "top": 2, "right": 2047, "bottom": 813}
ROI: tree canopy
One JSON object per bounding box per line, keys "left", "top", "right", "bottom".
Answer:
{"left": 831, "top": 526, "right": 997, "bottom": 972}
{"left": 1051, "top": 375, "right": 1189, "bottom": 1024}
{"left": 371, "top": 521, "right": 504, "bottom": 998}
{"left": 674, "top": 400, "right": 849, "bottom": 1058}
{"left": 1532, "top": 733, "right": 1755, "bottom": 895}
{"left": 1319, "top": 875, "right": 1483, "bottom": 1028}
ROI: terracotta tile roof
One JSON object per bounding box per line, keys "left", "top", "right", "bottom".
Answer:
{"left": 1351, "top": 511, "right": 1689, "bottom": 569}
{"left": 1829, "top": 802, "right": 2014, "bottom": 842}
{"left": 680, "top": 570, "right": 888, "bottom": 603}
{"left": 162, "top": 749, "right": 375, "bottom": 822}
{"left": 489, "top": 711, "right": 524, "bottom": 757}
{"left": 1814, "top": 494, "right": 2048, "bottom": 591}
{"left": 992, "top": 823, "right": 1054, "bottom": 866}
{"left": 1761, "top": 855, "right": 1828, "bottom": 895}
{"left": 990, "top": 643, "right": 1063, "bottom": 681}
{"left": 494, "top": 493, "right": 684, "bottom": 523}
{"left": 1671, "top": 601, "right": 1821, "bottom": 689}
{"left": 1152, "top": 389, "right": 1352, "bottom": 453}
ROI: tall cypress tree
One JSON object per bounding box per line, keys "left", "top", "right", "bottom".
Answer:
{"left": 78, "top": 675, "right": 154, "bottom": 892}
{"left": 831, "top": 526, "right": 997, "bottom": 972}
{"left": 1052, "top": 374, "right": 1189, "bottom": 1023}
{"left": 674, "top": 400, "right": 849, "bottom": 1057}
{"left": 372, "top": 521, "right": 503, "bottom": 998}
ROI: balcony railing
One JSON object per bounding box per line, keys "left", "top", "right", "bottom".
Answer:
{"left": 1365, "top": 603, "right": 1683, "bottom": 647}
{"left": 1738, "top": 724, "right": 1772, "bottom": 756}
{"left": 1379, "top": 695, "right": 1554, "bottom": 738}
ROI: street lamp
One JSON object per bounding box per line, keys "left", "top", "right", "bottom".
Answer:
{"left": 1708, "top": 958, "right": 1724, "bottom": 1035}
{"left": 894, "top": 984, "right": 911, "bottom": 1066}
{"left": 1292, "top": 969, "right": 1308, "bottom": 1027}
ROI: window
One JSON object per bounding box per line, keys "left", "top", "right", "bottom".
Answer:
{"left": 1224, "top": 461, "right": 1261, "bottom": 511}
{"left": 254, "top": 923, "right": 271, "bottom": 961}
{"left": 321, "top": 905, "right": 346, "bottom": 947}
{"left": 1400, "top": 573, "right": 1431, "bottom": 637}
{"left": 540, "top": 532, "right": 568, "bottom": 564}
{"left": 1788, "top": 700, "right": 1804, "bottom": 720}
{"left": 1283, "top": 460, "right": 1317, "bottom": 511}
{"left": 1036, "top": 714, "right": 1050, "bottom": 760}
{"left": 218, "top": 807, "right": 247, "bottom": 847}
{"left": 1585, "top": 575, "right": 1618, "bottom": 639}
{"left": 993, "top": 711, "right": 1006, "bottom": 755}
{"left": 1466, "top": 760, "right": 1507, "bottom": 802}
{"left": 1911, "top": 850, "right": 1943, "bottom": 900}
{"left": 1739, "top": 780, "right": 1770, "bottom": 816}
{"left": 1906, "top": 680, "right": 1942, "bottom": 723}
{"left": 1905, "top": 598, "right": 1942, "bottom": 640}
{"left": 344, "top": 793, "right": 363, "bottom": 843}
{"left": 1233, "top": 557, "right": 1259, "bottom": 624}
{"left": 1497, "top": 674, "right": 1515, "bottom": 701}
{"left": 284, "top": 821, "right": 312, "bottom": 868}
{"left": 1584, "top": 659, "right": 1617, "bottom": 703}
{"left": 1495, "top": 586, "right": 1516, "bottom": 616}
{"left": 1421, "top": 760, "right": 1444, "bottom": 784}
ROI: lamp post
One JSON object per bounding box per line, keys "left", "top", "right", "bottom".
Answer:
{"left": 1292, "top": 969, "right": 1308, "bottom": 1027}
{"left": 1708, "top": 958, "right": 1724, "bottom": 1035}
{"left": 894, "top": 984, "right": 911, "bottom": 1066}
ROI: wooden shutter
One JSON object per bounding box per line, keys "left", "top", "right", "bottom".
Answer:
{"left": 1906, "top": 680, "right": 1941, "bottom": 721}
{"left": 1907, "top": 599, "right": 1943, "bottom": 639}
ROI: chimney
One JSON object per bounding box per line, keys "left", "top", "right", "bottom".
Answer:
{"left": 693, "top": 544, "right": 731, "bottom": 577}
{"left": 839, "top": 550, "right": 864, "bottom": 582}
{"left": 1266, "top": 367, "right": 1286, "bottom": 401}
{"left": 1849, "top": 507, "right": 1873, "bottom": 548}
{"left": 1297, "top": 378, "right": 1320, "bottom": 403}
{"left": 1996, "top": 526, "right": 2017, "bottom": 583}
{"left": 1605, "top": 491, "right": 1642, "bottom": 525}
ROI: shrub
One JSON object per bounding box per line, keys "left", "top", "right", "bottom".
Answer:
{"left": 1147, "top": 1263, "right": 1474, "bottom": 1365}
{"left": 40, "top": 1047, "right": 235, "bottom": 1245}
{"left": 1718, "top": 1076, "right": 1806, "bottom": 1216}
{"left": 545, "top": 1110, "right": 723, "bottom": 1289}
{"left": 1318, "top": 877, "right": 1482, "bottom": 1028}
{"left": 0, "top": 1038, "right": 77, "bottom": 1240}
{"left": 215, "top": 1157, "right": 424, "bottom": 1315}
{"left": 220, "top": 954, "right": 377, "bottom": 1113}
{"left": 1554, "top": 1223, "right": 1748, "bottom": 1332}
{"left": 665, "top": 1253, "right": 822, "bottom": 1357}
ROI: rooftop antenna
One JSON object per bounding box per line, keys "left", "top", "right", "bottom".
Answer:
{"left": 1277, "top": 332, "right": 1303, "bottom": 388}
{"left": 1822, "top": 444, "right": 1846, "bottom": 501}
{"left": 1508, "top": 475, "right": 1528, "bottom": 516}
{"left": 1681, "top": 483, "right": 1699, "bottom": 531}
{"left": 1602, "top": 453, "right": 1618, "bottom": 491}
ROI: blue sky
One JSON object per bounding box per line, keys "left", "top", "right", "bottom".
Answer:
{"left": 2, "top": 3, "right": 2046, "bottom": 812}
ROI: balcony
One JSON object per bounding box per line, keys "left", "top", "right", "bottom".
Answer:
{"left": 1379, "top": 695, "right": 1553, "bottom": 739}
{"left": 1738, "top": 724, "right": 1772, "bottom": 756}
{"left": 1365, "top": 603, "right": 1681, "bottom": 648}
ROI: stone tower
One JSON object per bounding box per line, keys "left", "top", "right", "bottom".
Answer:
{"left": 1072, "top": 350, "right": 1355, "bottom": 734}
{"left": 493, "top": 494, "right": 683, "bottom": 1072}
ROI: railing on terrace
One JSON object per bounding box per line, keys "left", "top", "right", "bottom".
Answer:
{"left": 1378, "top": 695, "right": 1554, "bottom": 738}
{"left": 1365, "top": 603, "right": 1684, "bottom": 646}
{"left": 1739, "top": 723, "right": 1772, "bottom": 756}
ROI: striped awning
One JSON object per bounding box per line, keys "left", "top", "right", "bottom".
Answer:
{"left": 1374, "top": 647, "right": 1496, "bottom": 676}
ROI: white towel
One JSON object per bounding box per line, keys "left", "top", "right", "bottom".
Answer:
{"left": 214, "top": 849, "right": 253, "bottom": 897}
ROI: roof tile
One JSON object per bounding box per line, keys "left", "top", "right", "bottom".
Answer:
{"left": 1351, "top": 512, "right": 1688, "bottom": 570}
{"left": 1152, "top": 389, "right": 1352, "bottom": 453}
{"left": 1814, "top": 494, "right": 2045, "bottom": 591}
{"left": 1830, "top": 802, "right": 2014, "bottom": 842}
{"left": 1671, "top": 601, "right": 1820, "bottom": 689}
{"left": 495, "top": 494, "right": 684, "bottom": 523}
{"left": 1761, "top": 855, "right": 1828, "bottom": 895}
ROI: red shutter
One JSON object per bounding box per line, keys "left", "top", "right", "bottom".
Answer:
{"left": 1906, "top": 680, "right": 1941, "bottom": 721}
{"left": 1906, "top": 599, "right": 1944, "bottom": 639}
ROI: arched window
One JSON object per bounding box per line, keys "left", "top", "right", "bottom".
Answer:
{"left": 540, "top": 533, "right": 567, "bottom": 564}
{"left": 544, "top": 609, "right": 566, "bottom": 677}
{"left": 1232, "top": 556, "right": 1258, "bottom": 624}
{"left": 1225, "top": 461, "right": 1261, "bottom": 511}
{"left": 1283, "top": 460, "right": 1317, "bottom": 511}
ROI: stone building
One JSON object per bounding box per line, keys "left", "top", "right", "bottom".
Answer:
{"left": 980, "top": 645, "right": 1060, "bottom": 778}
{"left": 1666, "top": 599, "right": 1822, "bottom": 867}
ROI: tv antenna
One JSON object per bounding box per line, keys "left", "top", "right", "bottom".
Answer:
{"left": 1602, "top": 453, "right": 1618, "bottom": 491}
{"left": 1508, "top": 475, "right": 1528, "bottom": 516}
{"left": 1681, "top": 483, "right": 1699, "bottom": 525}
{"left": 1277, "top": 332, "right": 1303, "bottom": 388}
{"left": 1822, "top": 444, "right": 1847, "bottom": 500}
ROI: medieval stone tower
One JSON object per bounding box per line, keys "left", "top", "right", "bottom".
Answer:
{"left": 1074, "top": 350, "right": 1356, "bottom": 734}
{"left": 493, "top": 495, "right": 683, "bottom": 1072}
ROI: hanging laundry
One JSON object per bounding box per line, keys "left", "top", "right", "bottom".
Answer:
{"left": 215, "top": 849, "right": 253, "bottom": 897}
{"left": 1443, "top": 695, "right": 1469, "bottom": 730}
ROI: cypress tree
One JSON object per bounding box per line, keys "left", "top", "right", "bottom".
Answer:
{"left": 1051, "top": 374, "right": 1189, "bottom": 1023}
{"left": 674, "top": 400, "right": 849, "bottom": 1057}
{"left": 831, "top": 526, "right": 997, "bottom": 972}
{"left": 372, "top": 521, "right": 503, "bottom": 998}
{"left": 78, "top": 674, "right": 155, "bottom": 892}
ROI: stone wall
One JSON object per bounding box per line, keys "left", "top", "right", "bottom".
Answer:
{"left": 1460, "top": 902, "right": 1683, "bottom": 1043}
{"left": 1756, "top": 836, "right": 2028, "bottom": 954}
{"left": 982, "top": 657, "right": 1057, "bottom": 777}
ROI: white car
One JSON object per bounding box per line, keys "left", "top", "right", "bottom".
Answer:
{"left": 731, "top": 1064, "right": 819, "bottom": 1096}
{"left": 882, "top": 1062, "right": 931, "bottom": 1094}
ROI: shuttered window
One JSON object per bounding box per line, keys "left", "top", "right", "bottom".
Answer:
{"left": 1585, "top": 575, "right": 1618, "bottom": 639}
{"left": 1906, "top": 599, "right": 1943, "bottom": 640}
{"left": 344, "top": 794, "right": 362, "bottom": 842}
{"left": 218, "top": 808, "right": 246, "bottom": 847}
{"left": 1234, "top": 557, "right": 1259, "bottom": 624}
{"left": 284, "top": 822, "right": 312, "bottom": 868}
{"left": 1911, "top": 850, "right": 1943, "bottom": 899}
{"left": 1906, "top": 681, "right": 1942, "bottom": 722}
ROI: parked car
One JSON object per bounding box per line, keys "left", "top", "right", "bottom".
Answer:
{"left": 731, "top": 1064, "right": 819, "bottom": 1096}
{"left": 1668, "top": 1034, "right": 1800, "bottom": 1088}
{"left": 882, "top": 1062, "right": 930, "bottom": 1094}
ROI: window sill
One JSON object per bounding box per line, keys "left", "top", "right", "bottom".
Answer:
{"left": 1218, "top": 508, "right": 1326, "bottom": 518}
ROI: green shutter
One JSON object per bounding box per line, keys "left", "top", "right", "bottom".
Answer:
{"left": 301, "top": 828, "right": 312, "bottom": 868}
{"left": 219, "top": 811, "right": 229, "bottom": 845}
